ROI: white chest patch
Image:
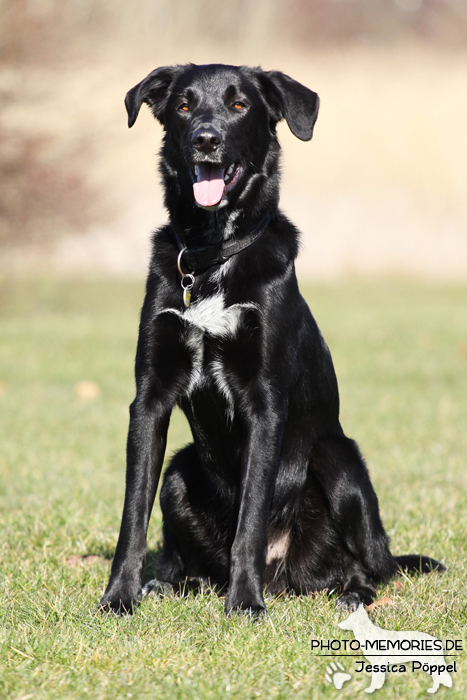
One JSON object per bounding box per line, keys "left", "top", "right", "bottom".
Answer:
{"left": 159, "top": 293, "right": 258, "bottom": 416}
{"left": 162, "top": 293, "right": 257, "bottom": 337}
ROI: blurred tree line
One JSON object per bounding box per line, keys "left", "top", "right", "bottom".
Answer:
{"left": 0, "top": 0, "right": 466, "bottom": 252}
{"left": 2, "top": 0, "right": 466, "bottom": 59}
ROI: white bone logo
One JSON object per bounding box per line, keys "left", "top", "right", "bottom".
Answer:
{"left": 337, "top": 605, "right": 453, "bottom": 694}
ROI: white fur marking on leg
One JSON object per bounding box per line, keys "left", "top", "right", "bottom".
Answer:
{"left": 184, "top": 325, "right": 204, "bottom": 395}
{"left": 210, "top": 358, "right": 235, "bottom": 421}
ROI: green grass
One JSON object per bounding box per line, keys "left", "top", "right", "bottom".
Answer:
{"left": 0, "top": 277, "right": 466, "bottom": 699}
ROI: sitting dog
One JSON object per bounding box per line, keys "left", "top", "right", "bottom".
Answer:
{"left": 99, "top": 63, "right": 443, "bottom": 616}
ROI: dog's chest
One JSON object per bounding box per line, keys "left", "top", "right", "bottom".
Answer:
{"left": 171, "top": 292, "right": 252, "bottom": 337}
{"left": 163, "top": 292, "right": 255, "bottom": 335}
{"left": 162, "top": 292, "right": 257, "bottom": 412}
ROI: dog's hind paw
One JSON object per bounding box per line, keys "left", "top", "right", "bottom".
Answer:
{"left": 336, "top": 592, "right": 362, "bottom": 612}
{"left": 142, "top": 579, "right": 175, "bottom": 598}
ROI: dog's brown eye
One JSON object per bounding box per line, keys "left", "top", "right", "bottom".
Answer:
{"left": 233, "top": 102, "right": 245, "bottom": 110}
{"left": 178, "top": 103, "right": 189, "bottom": 112}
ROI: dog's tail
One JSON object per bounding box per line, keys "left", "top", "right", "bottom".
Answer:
{"left": 394, "top": 554, "right": 446, "bottom": 574}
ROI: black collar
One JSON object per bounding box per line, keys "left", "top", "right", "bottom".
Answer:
{"left": 174, "top": 210, "right": 273, "bottom": 273}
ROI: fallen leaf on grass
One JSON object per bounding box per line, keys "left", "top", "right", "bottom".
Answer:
{"left": 66, "top": 555, "right": 104, "bottom": 567}
{"left": 366, "top": 597, "right": 394, "bottom": 610}
{"left": 75, "top": 380, "right": 101, "bottom": 400}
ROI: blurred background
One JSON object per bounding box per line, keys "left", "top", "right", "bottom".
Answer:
{"left": 1, "top": 0, "right": 466, "bottom": 279}
{"left": 1, "top": 11, "right": 467, "bottom": 685}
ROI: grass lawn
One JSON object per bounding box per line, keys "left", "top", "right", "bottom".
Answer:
{"left": 0, "top": 277, "right": 466, "bottom": 699}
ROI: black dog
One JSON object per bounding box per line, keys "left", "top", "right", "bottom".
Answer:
{"left": 99, "top": 64, "right": 443, "bottom": 616}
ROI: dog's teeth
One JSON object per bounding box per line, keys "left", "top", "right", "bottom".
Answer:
{"left": 194, "top": 166, "right": 199, "bottom": 177}
{"left": 224, "top": 165, "right": 235, "bottom": 181}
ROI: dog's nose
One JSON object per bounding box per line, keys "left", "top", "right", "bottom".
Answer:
{"left": 191, "top": 126, "right": 222, "bottom": 153}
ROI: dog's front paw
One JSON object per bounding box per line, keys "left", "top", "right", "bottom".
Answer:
{"left": 98, "top": 582, "right": 142, "bottom": 615}
{"left": 226, "top": 603, "right": 267, "bottom": 620}
{"left": 225, "top": 590, "right": 266, "bottom": 619}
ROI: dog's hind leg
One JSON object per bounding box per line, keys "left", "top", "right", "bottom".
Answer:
{"left": 309, "top": 435, "right": 397, "bottom": 605}
{"left": 145, "top": 444, "right": 232, "bottom": 595}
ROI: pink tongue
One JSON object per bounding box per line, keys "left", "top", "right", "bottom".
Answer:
{"left": 193, "top": 163, "right": 225, "bottom": 207}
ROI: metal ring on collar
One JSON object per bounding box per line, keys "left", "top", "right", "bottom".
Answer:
{"left": 181, "top": 274, "right": 195, "bottom": 290}
{"left": 177, "top": 247, "right": 194, "bottom": 277}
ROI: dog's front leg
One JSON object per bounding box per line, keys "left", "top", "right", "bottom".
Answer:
{"left": 99, "top": 397, "right": 170, "bottom": 614}
{"left": 225, "top": 408, "right": 283, "bottom": 617}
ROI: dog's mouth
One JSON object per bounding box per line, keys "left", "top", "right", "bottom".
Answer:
{"left": 190, "top": 163, "right": 242, "bottom": 208}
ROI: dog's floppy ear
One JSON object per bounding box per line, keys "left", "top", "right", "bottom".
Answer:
{"left": 256, "top": 70, "right": 320, "bottom": 141}
{"left": 125, "top": 65, "right": 185, "bottom": 128}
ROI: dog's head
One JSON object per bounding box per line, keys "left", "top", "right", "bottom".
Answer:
{"left": 125, "top": 64, "right": 319, "bottom": 216}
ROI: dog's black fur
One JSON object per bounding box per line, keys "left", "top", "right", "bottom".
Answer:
{"left": 99, "top": 63, "right": 443, "bottom": 616}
